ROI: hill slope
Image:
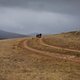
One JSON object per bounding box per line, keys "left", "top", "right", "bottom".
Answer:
{"left": 0, "top": 30, "right": 27, "bottom": 39}
{"left": 0, "top": 31, "right": 80, "bottom": 80}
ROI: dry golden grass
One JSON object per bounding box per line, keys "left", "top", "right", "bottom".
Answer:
{"left": 42, "top": 33, "right": 80, "bottom": 50}
{"left": 27, "top": 38, "right": 80, "bottom": 57}
{"left": 0, "top": 34, "right": 80, "bottom": 80}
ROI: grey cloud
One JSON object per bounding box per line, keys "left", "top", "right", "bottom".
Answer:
{"left": 0, "top": 0, "right": 80, "bottom": 34}
{"left": 0, "top": 0, "right": 80, "bottom": 15}
{"left": 0, "top": 7, "right": 79, "bottom": 34}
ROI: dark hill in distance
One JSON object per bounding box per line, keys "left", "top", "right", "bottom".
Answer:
{"left": 0, "top": 30, "right": 27, "bottom": 39}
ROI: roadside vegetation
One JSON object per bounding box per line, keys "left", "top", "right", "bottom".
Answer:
{"left": 42, "top": 31, "right": 80, "bottom": 50}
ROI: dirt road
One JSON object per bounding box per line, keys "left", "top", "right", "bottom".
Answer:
{"left": 40, "top": 38, "right": 80, "bottom": 53}
{"left": 21, "top": 38, "right": 80, "bottom": 63}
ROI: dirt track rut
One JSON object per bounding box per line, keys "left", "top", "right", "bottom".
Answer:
{"left": 21, "top": 38, "right": 80, "bottom": 63}
{"left": 40, "top": 38, "right": 80, "bottom": 53}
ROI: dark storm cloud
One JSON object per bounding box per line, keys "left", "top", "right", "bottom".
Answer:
{"left": 0, "top": 0, "right": 80, "bottom": 15}
{"left": 0, "top": 0, "right": 80, "bottom": 34}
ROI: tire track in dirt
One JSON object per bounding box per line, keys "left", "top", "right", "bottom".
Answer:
{"left": 22, "top": 38, "right": 80, "bottom": 63}
{"left": 40, "top": 38, "right": 80, "bottom": 53}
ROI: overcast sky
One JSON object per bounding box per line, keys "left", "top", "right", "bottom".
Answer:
{"left": 0, "top": 0, "right": 80, "bottom": 34}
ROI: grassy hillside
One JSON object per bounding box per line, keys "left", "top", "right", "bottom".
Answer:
{"left": 0, "top": 32, "right": 80, "bottom": 80}
{"left": 27, "top": 38, "right": 80, "bottom": 57}
{"left": 42, "top": 31, "right": 80, "bottom": 50}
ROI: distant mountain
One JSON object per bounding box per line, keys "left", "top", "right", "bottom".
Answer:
{"left": 0, "top": 30, "right": 27, "bottom": 39}
{"left": 28, "top": 32, "right": 39, "bottom": 36}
